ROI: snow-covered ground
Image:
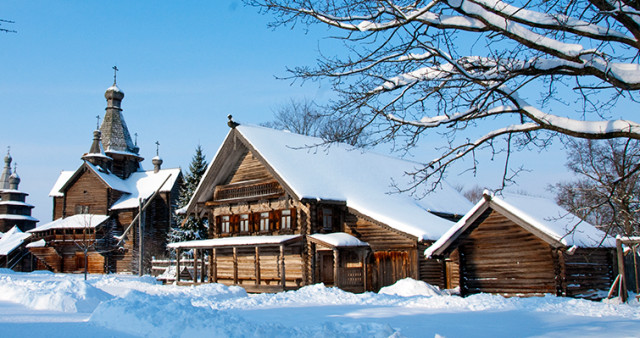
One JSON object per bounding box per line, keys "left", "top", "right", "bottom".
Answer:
{"left": 0, "top": 270, "right": 638, "bottom": 337}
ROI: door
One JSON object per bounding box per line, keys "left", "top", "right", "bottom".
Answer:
{"left": 320, "top": 252, "right": 334, "bottom": 285}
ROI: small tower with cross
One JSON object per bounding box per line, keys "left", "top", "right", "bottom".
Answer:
{"left": 100, "top": 66, "right": 143, "bottom": 179}
{"left": 152, "top": 141, "right": 163, "bottom": 173}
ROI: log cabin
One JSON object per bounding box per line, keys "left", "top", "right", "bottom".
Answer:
{"left": 169, "top": 121, "right": 472, "bottom": 292}
{"left": 28, "top": 80, "right": 182, "bottom": 274}
{"left": 425, "top": 192, "right": 617, "bottom": 299}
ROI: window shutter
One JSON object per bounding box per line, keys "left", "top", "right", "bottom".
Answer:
{"left": 215, "top": 216, "right": 222, "bottom": 234}
{"left": 231, "top": 215, "right": 240, "bottom": 233}
{"left": 290, "top": 208, "right": 297, "bottom": 230}
{"left": 272, "top": 210, "right": 281, "bottom": 230}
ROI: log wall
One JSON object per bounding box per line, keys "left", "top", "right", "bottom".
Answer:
{"left": 417, "top": 242, "right": 446, "bottom": 289}
{"left": 563, "top": 248, "right": 615, "bottom": 299}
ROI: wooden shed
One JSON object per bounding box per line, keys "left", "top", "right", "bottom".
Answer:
{"left": 425, "top": 192, "right": 617, "bottom": 299}
{"left": 173, "top": 123, "right": 472, "bottom": 292}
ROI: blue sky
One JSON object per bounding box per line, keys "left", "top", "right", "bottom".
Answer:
{"left": 1, "top": 1, "right": 573, "bottom": 224}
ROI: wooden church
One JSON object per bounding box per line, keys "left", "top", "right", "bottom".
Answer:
{"left": 169, "top": 121, "right": 472, "bottom": 292}
{"left": 28, "top": 79, "right": 182, "bottom": 275}
{"left": 0, "top": 150, "right": 38, "bottom": 233}
{"left": 0, "top": 150, "right": 38, "bottom": 271}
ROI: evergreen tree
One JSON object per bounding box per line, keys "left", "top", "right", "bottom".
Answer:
{"left": 167, "top": 145, "right": 208, "bottom": 244}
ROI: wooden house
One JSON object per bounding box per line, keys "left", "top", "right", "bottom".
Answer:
{"left": 425, "top": 192, "right": 617, "bottom": 299}
{"left": 169, "top": 122, "right": 472, "bottom": 292}
{"left": 28, "top": 81, "right": 182, "bottom": 274}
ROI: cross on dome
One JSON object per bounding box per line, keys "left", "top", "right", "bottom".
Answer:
{"left": 112, "top": 65, "right": 119, "bottom": 85}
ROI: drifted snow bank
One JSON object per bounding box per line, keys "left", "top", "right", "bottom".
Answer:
{"left": 90, "top": 284, "right": 397, "bottom": 337}
{"left": 0, "top": 272, "right": 639, "bottom": 337}
{"left": 379, "top": 278, "right": 449, "bottom": 297}
{"left": 0, "top": 271, "right": 112, "bottom": 312}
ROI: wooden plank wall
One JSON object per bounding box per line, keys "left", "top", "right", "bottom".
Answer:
{"left": 563, "top": 248, "right": 615, "bottom": 299}
{"left": 53, "top": 197, "right": 64, "bottom": 220}
{"left": 210, "top": 246, "right": 303, "bottom": 287}
{"left": 458, "top": 210, "right": 557, "bottom": 296}
{"left": 225, "top": 149, "right": 274, "bottom": 185}
{"left": 345, "top": 214, "right": 417, "bottom": 291}
{"left": 445, "top": 249, "right": 461, "bottom": 289}
{"left": 64, "top": 169, "right": 109, "bottom": 216}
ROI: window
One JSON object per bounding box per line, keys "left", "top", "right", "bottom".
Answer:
{"left": 322, "top": 208, "right": 332, "bottom": 231}
{"left": 281, "top": 209, "right": 291, "bottom": 230}
{"left": 75, "top": 205, "right": 89, "bottom": 214}
{"left": 240, "top": 214, "right": 250, "bottom": 232}
{"left": 260, "top": 212, "right": 270, "bottom": 231}
{"left": 221, "top": 215, "right": 230, "bottom": 233}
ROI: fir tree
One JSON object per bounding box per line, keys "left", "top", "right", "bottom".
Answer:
{"left": 167, "top": 145, "right": 208, "bottom": 244}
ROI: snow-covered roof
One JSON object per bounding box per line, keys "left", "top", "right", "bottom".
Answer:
{"left": 168, "top": 234, "right": 302, "bottom": 249}
{"left": 28, "top": 214, "right": 109, "bottom": 233}
{"left": 25, "top": 238, "right": 45, "bottom": 248}
{"left": 83, "top": 162, "right": 131, "bottom": 193}
{"left": 0, "top": 226, "right": 31, "bottom": 255}
{"left": 492, "top": 193, "right": 615, "bottom": 247}
{"left": 193, "top": 125, "right": 472, "bottom": 241}
{"left": 425, "top": 192, "right": 615, "bottom": 258}
{"left": 110, "top": 168, "right": 181, "bottom": 210}
{"left": 0, "top": 214, "right": 38, "bottom": 222}
{"left": 0, "top": 189, "right": 27, "bottom": 195}
{"left": 49, "top": 163, "right": 180, "bottom": 211}
{"left": 49, "top": 171, "right": 74, "bottom": 197}
{"left": 309, "top": 233, "right": 369, "bottom": 247}
{"left": 0, "top": 201, "right": 34, "bottom": 208}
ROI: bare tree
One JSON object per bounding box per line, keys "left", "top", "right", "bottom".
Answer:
{"left": 263, "top": 98, "right": 324, "bottom": 136}
{"left": 553, "top": 139, "right": 640, "bottom": 236}
{"left": 463, "top": 185, "right": 485, "bottom": 203}
{"left": 263, "top": 98, "right": 370, "bottom": 146}
{"left": 248, "top": 0, "right": 640, "bottom": 192}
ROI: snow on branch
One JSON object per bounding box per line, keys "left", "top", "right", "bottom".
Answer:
{"left": 251, "top": 0, "right": 640, "bottom": 191}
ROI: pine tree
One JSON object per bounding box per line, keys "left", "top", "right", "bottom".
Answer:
{"left": 167, "top": 145, "right": 208, "bottom": 244}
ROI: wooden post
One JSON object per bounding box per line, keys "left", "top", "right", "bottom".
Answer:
{"left": 193, "top": 249, "right": 198, "bottom": 284}
{"left": 255, "top": 246, "right": 261, "bottom": 285}
{"left": 176, "top": 249, "right": 181, "bottom": 283}
{"left": 211, "top": 248, "right": 218, "bottom": 283}
{"left": 361, "top": 250, "right": 367, "bottom": 292}
{"left": 280, "top": 244, "right": 286, "bottom": 288}
{"left": 201, "top": 251, "right": 206, "bottom": 283}
{"left": 312, "top": 243, "right": 317, "bottom": 284}
{"left": 138, "top": 198, "right": 144, "bottom": 277}
{"left": 333, "top": 248, "right": 339, "bottom": 288}
{"left": 616, "top": 237, "right": 628, "bottom": 302}
{"left": 233, "top": 247, "right": 238, "bottom": 285}
{"left": 208, "top": 249, "right": 214, "bottom": 283}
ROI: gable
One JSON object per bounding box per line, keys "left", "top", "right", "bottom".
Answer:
{"left": 189, "top": 131, "right": 290, "bottom": 212}
{"left": 64, "top": 166, "right": 110, "bottom": 194}
{"left": 64, "top": 168, "right": 110, "bottom": 216}
{"left": 460, "top": 209, "right": 553, "bottom": 253}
